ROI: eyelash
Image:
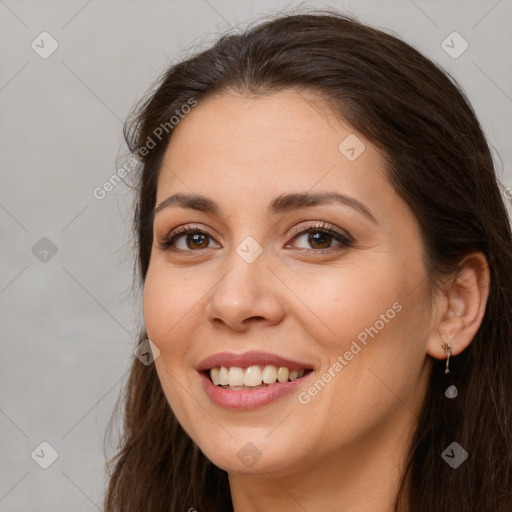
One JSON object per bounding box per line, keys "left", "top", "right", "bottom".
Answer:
{"left": 157, "top": 222, "right": 353, "bottom": 255}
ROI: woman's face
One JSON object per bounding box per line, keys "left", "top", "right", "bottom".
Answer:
{"left": 143, "top": 89, "right": 435, "bottom": 476}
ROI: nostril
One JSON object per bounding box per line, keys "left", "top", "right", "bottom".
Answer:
{"left": 243, "top": 316, "right": 266, "bottom": 325}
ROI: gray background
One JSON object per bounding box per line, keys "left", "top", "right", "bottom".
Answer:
{"left": 1, "top": 0, "right": 511, "bottom": 510}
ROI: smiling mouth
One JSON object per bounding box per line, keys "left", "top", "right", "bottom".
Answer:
{"left": 205, "top": 365, "right": 313, "bottom": 390}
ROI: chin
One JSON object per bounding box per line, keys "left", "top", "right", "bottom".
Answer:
{"left": 194, "top": 430, "right": 311, "bottom": 476}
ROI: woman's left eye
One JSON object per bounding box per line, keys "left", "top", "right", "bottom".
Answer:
{"left": 287, "top": 224, "right": 352, "bottom": 252}
{"left": 158, "top": 222, "right": 352, "bottom": 253}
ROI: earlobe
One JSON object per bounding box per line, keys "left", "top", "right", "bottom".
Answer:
{"left": 427, "top": 252, "right": 490, "bottom": 361}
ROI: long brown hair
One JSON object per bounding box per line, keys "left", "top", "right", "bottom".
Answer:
{"left": 104, "top": 9, "right": 512, "bottom": 511}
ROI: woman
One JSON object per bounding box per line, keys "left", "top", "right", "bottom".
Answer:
{"left": 104, "top": 10, "right": 512, "bottom": 512}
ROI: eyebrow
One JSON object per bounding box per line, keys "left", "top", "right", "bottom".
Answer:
{"left": 154, "top": 191, "right": 378, "bottom": 224}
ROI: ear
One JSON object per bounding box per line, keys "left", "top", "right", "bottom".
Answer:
{"left": 427, "top": 252, "right": 490, "bottom": 360}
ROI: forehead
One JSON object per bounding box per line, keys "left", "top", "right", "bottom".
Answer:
{"left": 155, "top": 90, "right": 393, "bottom": 219}
{"left": 161, "top": 89, "right": 350, "bottom": 165}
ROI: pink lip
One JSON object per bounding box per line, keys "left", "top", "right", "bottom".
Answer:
{"left": 197, "top": 351, "right": 314, "bottom": 409}
{"left": 198, "top": 351, "right": 313, "bottom": 372}
{"left": 199, "top": 371, "right": 312, "bottom": 409}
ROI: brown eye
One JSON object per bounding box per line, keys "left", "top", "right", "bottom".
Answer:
{"left": 306, "top": 231, "right": 335, "bottom": 250}
{"left": 286, "top": 224, "right": 352, "bottom": 253}
{"left": 158, "top": 225, "right": 218, "bottom": 252}
{"left": 182, "top": 232, "right": 210, "bottom": 250}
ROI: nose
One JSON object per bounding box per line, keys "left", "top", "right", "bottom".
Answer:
{"left": 205, "top": 249, "right": 286, "bottom": 332}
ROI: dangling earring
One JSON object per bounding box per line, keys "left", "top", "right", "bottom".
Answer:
{"left": 441, "top": 341, "right": 452, "bottom": 374}
{"left": 441, "top": 341, "right": 458, "bottom": 399}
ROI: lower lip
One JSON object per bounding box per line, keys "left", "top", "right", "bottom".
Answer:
{"left": 200, "top": 371, "right": 312, "bottom": 409}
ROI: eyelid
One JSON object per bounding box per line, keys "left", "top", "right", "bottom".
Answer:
{"left": 287, "top": 220, "right": 352, "bottom": 242}
{"left": 168, "top": 223, "right": 212, "bottom": 238}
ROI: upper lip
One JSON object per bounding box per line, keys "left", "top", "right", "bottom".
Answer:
{"left": 198, "top": 351, "right": 313, "bottom": 371}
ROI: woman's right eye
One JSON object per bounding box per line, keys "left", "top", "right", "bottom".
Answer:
{"left": 157, "top": 225, "right": 219, "bottom": 253}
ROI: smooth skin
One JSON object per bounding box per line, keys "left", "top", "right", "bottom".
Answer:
{"left": 143, "top": 89, "right": 489, "bottom": 512}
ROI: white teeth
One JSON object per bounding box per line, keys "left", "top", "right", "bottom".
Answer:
{"left": 209, "top": 365, "right": 307, "bottom": 387}
{"left": 218, "top": 366, "right": 229, "bottom": 385}
{"left": 244, "top": 366, "right": 263, "bottom": 386}
{"left": 277, "top": 366, "right": 289, "bottom": 383}
{"left": 210, "top": 367, "right": 220, "bottom": 385}
{"left": 228, "top": 367, "right": 245, "bottom": 386}
{"left": 262, "top": 365, "right": 277, "bottom": 384}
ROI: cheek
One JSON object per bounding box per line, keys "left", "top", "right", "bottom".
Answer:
{"left": 143, "top": 264, "right": 198, "bottom": 344}
{"left": 297, "top": 255, "right": 429, "bottom": 397}
{"left": 299, "top": 282, "right": 428, "bottom": 451}
{"left": 291, "top": 260, "right": 405, "bottom": 350}
{"left": 143, "top": 267, "right": 203, "bottom": 435}
{"left": 143, "top": 270, "right": 170, "bottom": 342}
{"left": 322, "top": 275, "right": 430, "bottom": 417}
